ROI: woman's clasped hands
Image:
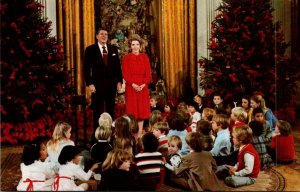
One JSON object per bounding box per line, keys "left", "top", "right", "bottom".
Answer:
{"left": 132, "top": 83, "right": 146, "bottom": 92}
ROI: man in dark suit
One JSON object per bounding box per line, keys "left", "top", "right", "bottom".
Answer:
{"left": 84, "top": 28, "right": 122, "bottom": 134}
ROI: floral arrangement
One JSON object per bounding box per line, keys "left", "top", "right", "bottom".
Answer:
{"left": 1, "top": 107, "right": 93, "bottom": 144}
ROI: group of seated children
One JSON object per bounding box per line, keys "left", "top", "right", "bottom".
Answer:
{"left": 17, "top": 92, "right": 295, "bottom": 191}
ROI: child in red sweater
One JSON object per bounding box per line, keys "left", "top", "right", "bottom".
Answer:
{"left": 270, "top": 120, "right": 294, "bottom": 164}
{"left": 224, "top": 125, "right": 260, "bottom": 188}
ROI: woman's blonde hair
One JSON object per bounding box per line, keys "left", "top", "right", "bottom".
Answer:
{"left": 47, "top": 121, "right": 72, "bottom": 151}
{"left": 251, "top": 95, "right": 267, "bottom": 109}
{"left": 102, "top": 149, "right": 132, "bottom": 171}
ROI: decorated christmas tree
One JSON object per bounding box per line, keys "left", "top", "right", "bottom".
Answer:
{"left": 199, "top": 0, "right": 298, "bottom": 109}
{"left": 1, "top": 0, "right": 73, "bottom": 143}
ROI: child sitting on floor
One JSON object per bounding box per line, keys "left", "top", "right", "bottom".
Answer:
{"left": 196, "top": 120, "right": 214, "bottom": 151}
{"left": 187, "top": 101, "right": 201, "bottom": 132}
{"left": 249, "top": 121, "right": 274, "bottom": 170}
{"left": 210, "top": 114, "right": 231, "bottom": 157}
{"left": 270, "top": 120, "right": 295, "bottom": 164}
{"left": 202, "top": 107, "right": 216, "bottom": 121}
{"left": 165, "top": 135, "right": 183, "bottom": 171}
{"left": 148, "top": 109, "right": 163, "bottom": 132}
{"left": 150, "top": 95, "right": 163, "bottom": 112}
{"left": 167, "top": 112, "right": 189, "bottom": 155}
{"left": 100, "top": 149, "right": 140, "bottom": 191}
{"left": 17, "top": 143, "right": 55, "bottom": 191}
{"left": 134, "top": 132, "right": 164, "bottom": 191}
{"left": 152, "top": 121, "right": 169, "bottom": 158}
{"left": 252, "top": 107, "right": 272, "bottom": 143}
{"left": 170, "top": 132, "right": 222, "bottom": 191}
{"left": 229, "top": 107, "right": 247, "bottom": 133}
{"left": 90, "top": 122, "right": 113, "bottom": 167}
{"left": 224, "top": 125, "right": 260, "bottom": 188}
{"left": 53, "top": 145, "right": 100, "bottom": 191}
{"left": 46, "top": 121, "right": 75, "bottom": 171}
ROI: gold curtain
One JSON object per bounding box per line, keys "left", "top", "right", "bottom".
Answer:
{"left": 56, "top": 0, "right": 95, "bottom": 96}
{"left": 56, "top": 0, "right": 196, "bottom": 99}
{"left": 160, "top": 0, "right": 196, "bottom": 98}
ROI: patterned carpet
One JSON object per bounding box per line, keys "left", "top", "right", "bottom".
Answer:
{"left": 1, "top": 153, "right": 286, "bottom": 191}
{"left": 159, "top": 168, "right": 286, "bottom": 191}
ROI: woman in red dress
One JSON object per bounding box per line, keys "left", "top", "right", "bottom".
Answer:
{"left": 122, "top": 36, "right": 151, "bottom": 136}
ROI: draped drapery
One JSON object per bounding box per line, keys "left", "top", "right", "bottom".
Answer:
{"left": 56, "top": 0, "right": 95, "bottom": 96}
{"left": 160, "top": 0, "right": 196, "bottom": 98}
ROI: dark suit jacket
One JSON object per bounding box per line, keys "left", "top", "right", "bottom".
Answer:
{"left": 84, "top": 43, "right": 122, "bottom": 106}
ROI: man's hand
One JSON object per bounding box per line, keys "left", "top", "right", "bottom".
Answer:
{"left": 117, "top": 82, "right": 122, "bottom": 92}
{"left": 88, "top": 84, "right": 96, "bottom": 93}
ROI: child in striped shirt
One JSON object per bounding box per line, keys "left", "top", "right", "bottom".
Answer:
{"left": 134, "top": 132, "right": 164, "bottom": 191}
{"left": 152, "top": 121, "right": 169, "bottom": 158}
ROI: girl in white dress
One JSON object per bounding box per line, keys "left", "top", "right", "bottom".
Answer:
{"left": 47, "top": 121, "right": 75, "bottom": 171}
{"left": 17, "top": 144, "right": 56, "bottom": 191}
{"left": 53, "top": 145, "right": 100, "bottom": 191}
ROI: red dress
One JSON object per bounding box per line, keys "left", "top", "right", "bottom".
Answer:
{"left": 122, "top": 53, "right": 151, "bottom": 120}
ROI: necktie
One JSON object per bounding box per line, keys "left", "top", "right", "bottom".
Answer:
{"left": 102, "top": 46, "right": 108, "bottom": 65}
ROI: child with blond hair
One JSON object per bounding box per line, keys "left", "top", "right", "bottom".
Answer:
{"left": 229, "top": 107, "right": 247, "bottom": 133}
{"left": 224, "top": 125, "right": 260, "bottom": 188}
{"left": 202, "top": 107, "right": 216, "bottom": 121}
{"left": 90, "top": 119, "right": 113, "bottom": 165}
{"left": 46, "top": 121, "right": 74, "bottom": 170}
{"left": 165, "top": 135, "right": 183, "bottom": 172}
{"left": 100, "top": 149, "right": 140, "bottom": 190}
